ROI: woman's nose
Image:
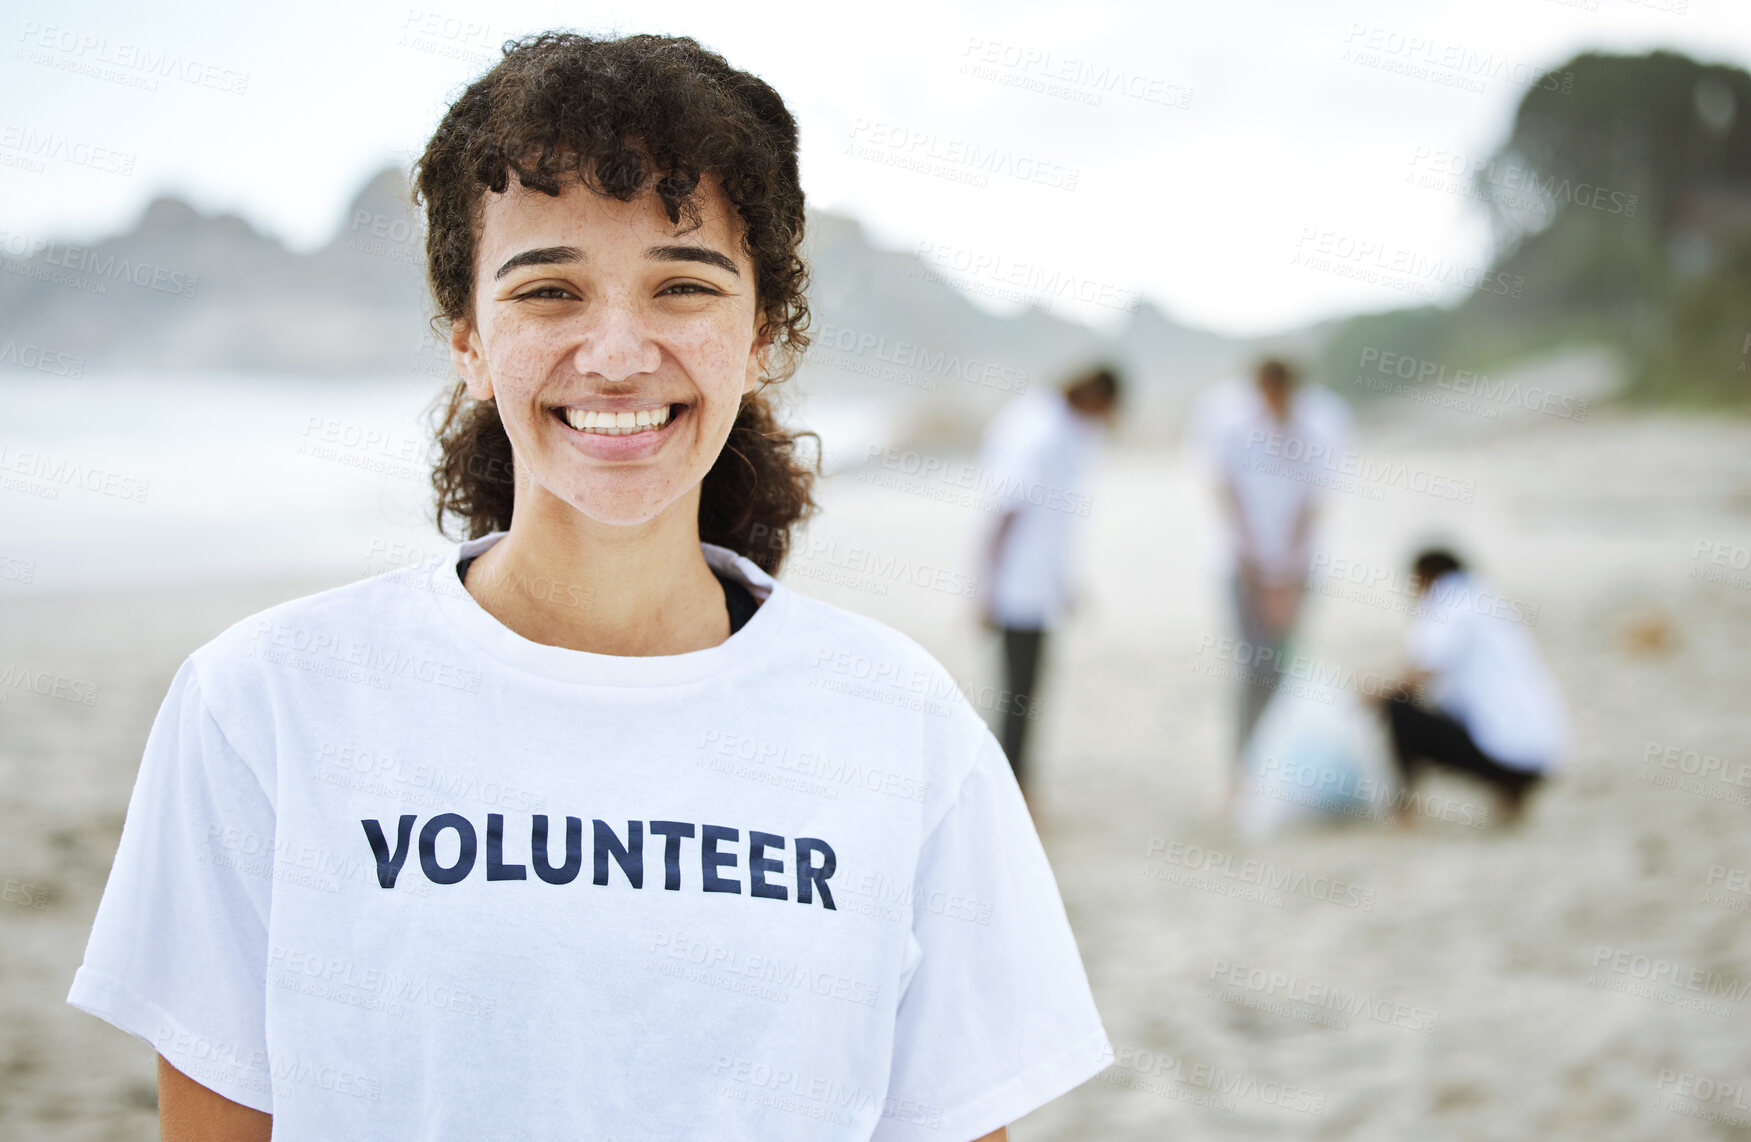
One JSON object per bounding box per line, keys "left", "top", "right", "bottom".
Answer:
{"left": 570, "top": 301, "right": 661, "bottom": 382}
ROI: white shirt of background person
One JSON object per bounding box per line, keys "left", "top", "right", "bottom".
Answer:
{"left": 1191, "top": 370, "right": 1353, "bottom": 586}
{"left": 978, "top": 383, "right": 1110, "bottom": 630}
{"left": 1407, "top": 569, "right": 1569, "bottom": 771}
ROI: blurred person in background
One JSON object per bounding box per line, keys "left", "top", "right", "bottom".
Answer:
{"left": 978, "top": 365, "right": 1121, "bottom": 800}
{"left": 1191, "top": 358, "right": 1352, "bottom": 806}
{"left": 1380, "top": 548, "right": 1568, "bottom": 825}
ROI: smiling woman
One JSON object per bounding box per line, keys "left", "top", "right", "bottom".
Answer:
{"left": 65, "top": 31, "right": 1109, "bottom": 1142}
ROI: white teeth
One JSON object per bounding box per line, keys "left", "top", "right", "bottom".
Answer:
{"left": 561, "top": 405, "right": 673, "bottom": 435}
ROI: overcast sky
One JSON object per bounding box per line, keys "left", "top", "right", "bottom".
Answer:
{"left": 4, "top": 0, "right": 1747, "bottom": 337}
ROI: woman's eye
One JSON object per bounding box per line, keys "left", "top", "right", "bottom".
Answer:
{"left": 661, "top": 282, "right": 720, "bottom": 297}
{"left": 516, "top": 287, "right": 575, "bottom": 301}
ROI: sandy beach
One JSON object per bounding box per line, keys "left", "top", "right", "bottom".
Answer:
{"left": 4, "top": 402, "right": 1750, "bottom": 1140}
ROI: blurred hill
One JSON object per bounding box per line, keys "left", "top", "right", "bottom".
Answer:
{"left": 0, "top": 167, "right": 1242, "bottom": 445}
{"left": 1318, "top": 51, "right": 1751, "bottom": 410}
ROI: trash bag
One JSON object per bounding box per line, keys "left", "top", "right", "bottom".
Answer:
{"left": 1233, "top": 682, "right": 1395, "bottom": 840}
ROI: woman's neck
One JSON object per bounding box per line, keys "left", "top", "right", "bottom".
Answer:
{"left": 462, "top": 485, "right": 730, "bottom": 656}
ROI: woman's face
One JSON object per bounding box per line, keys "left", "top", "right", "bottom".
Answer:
{"left": 451, "top": 176, "right": 766, "bottom": 528}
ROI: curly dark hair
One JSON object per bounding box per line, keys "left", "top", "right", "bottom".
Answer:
{"left": 417, "top": 32, "right": 816, "bottom": 574}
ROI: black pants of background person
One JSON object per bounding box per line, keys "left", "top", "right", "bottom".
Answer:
{"left": 1383, "top": 695, "right": 1543, "bottom": 818}
{"left": 999, "top": 627, "right": 1047, "bottom": 791}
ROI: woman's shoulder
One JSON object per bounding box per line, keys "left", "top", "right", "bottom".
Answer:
{"left": 778, "top": 585, "right": 953, "bottom": 672}
{"left": 184, "top": 561, "right": 455, "bottom": 709}
{"left": 774, "top": 586, "right": 993, "bottom": 741}
{"left": 201, "top": 561, "right": 444, "bottom": 653}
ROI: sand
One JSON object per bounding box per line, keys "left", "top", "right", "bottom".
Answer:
{"left": 4, "top": 402, "right": 1750, "bottom": 1140}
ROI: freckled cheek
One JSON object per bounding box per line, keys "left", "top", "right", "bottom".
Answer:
{"left": 673, "top": 324, "right": 752, "bottom": 408}
{"left": 484, "top": 331, "right": 555, "bottom": 406}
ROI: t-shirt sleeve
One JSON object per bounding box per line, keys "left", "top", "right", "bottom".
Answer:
{"left": 66, "top": 658, "right": 276, "bottom": 1112}
{"left": 873, "top": 730, "right": 1110, "bottom": 1141}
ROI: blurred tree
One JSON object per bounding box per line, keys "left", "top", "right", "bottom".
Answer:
{"left": 1485, "top": 52, "right": 1751, "bottom": 310}
{"left": 1318, "top": 51, "right": 1751, "bottom": 408}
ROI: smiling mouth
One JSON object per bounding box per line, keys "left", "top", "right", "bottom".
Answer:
{"left": 556, "top": 404, "right": 683, "bottom": 436}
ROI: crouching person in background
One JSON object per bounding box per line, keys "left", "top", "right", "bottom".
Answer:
{"left": 1381, "top": 548, "right": 1568, "bottom": 824}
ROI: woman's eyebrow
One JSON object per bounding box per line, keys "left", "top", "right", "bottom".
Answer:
{"left": 646, "top": 244, "right": 739, "bottom": 276}
{"left": 494, "top": 246, "right": 585, "bottom": 280}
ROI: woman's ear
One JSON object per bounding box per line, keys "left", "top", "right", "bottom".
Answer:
{"left": 743, "top": 324, "right": 773, "bottom": 395}
{"left": 451, "top": 317, "right": 494, "bottom": 402}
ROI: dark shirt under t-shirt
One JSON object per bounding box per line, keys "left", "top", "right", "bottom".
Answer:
{"left": 456, "top": 554, "right": 758, "bottom": 635}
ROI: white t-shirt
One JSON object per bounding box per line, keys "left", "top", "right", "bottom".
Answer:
{"left": 977, "top": 393, "right": 1103, "bottom": 629}
{"left": 1406, "top": 571, "right": 1568, "bottom": 772}
{"left": 68, "top": 536, "right": 1110, "bottom": 1140}
{"left": 1190, "top": 379, "right": 1353, "bottom": 581}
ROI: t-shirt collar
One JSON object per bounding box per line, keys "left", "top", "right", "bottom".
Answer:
{"left": 429, "top": 531, "right": 788, "bottom": 686}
